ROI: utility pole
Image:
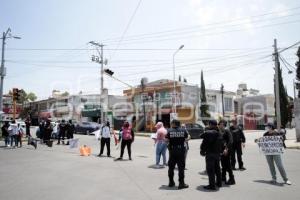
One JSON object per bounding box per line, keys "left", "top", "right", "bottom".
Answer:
{"left": 273, "top": 39, "right": 281, "bottom": 129}
{"left": 0, "top": 28, "right": 21, "bottom": 121}
{"left": 221, "top": 84, "right": 225, "bottom": 118}
{"left": 89, "top": 41, "right": 106, "bottom": 124}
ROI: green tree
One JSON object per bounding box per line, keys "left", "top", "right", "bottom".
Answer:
{"left": 200, "top": 70, "right": 210, "bottom": 123}
{"left": 27, "top": 92, "right": 37, "bottom": 101}
{"left": 61, "top": 91, "right": 69, "bottom": 97}
{"left": 296, "top": 46, "right": 300, "bottom": 98}
{"left": 275, "top": 66, "right": 289, "bottom": 127}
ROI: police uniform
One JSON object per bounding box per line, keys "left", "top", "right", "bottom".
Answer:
{"left": 166, "top": 125, "right": 189, "bottom": 189}
{"left": 220, "top": 128, "right": 235, "bottom": 184}
{"left": 57, "top": 121, "right": 67, "bottom": 145}
{"left": 230, "top": 125, "right": 246, "bottom": 170}
{"left": 200, "top": 124, "right": 223, "bottom": 190}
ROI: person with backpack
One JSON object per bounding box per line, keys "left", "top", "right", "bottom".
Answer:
{"left": 116, "top": 121, "right": 134, "bottom": 160}
{"left": 98, "top": 121, "right": 111, "bottom": 157}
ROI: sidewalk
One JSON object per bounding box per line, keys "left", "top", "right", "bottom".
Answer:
{"left": 285, "top": 139, "right": 300, "bottom": 149}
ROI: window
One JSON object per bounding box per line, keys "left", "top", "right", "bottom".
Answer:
{"left": 224, "top": 97, "right": 233, "bottom": 112}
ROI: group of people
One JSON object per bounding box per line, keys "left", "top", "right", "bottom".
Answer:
{"left": 1, "top": 120, "right": 25, "bottom": 148}
{"left": 151, "top": 119, "right": 291, "bottom": 191}
{"left": 1, "top": 116, "right": 292, "bottom": 190}
{"left": 97, "top": 120, "right": 135, "bottom": 161}
{"left": 149, "top": 119, "right": 245, "bottom": 190}
{"left": 38, "top": 119, "right": 75, "bottom": 146}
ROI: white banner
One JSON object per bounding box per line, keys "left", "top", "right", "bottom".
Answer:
{"left": 257, "top": 136, "right": 284, "bottom": 155}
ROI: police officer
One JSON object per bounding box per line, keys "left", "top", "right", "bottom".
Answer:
{"left": 165, "top": 119, "right": 189, "bottom": 189}
{"left": 218, "top": 120, "right": 235, "bottom": 185}
{"left": 230, "top": 120, "right": 246, "bottom": 170}
{"left": 200, "top": 120, "right": 223, "bottom": 190}
{"left": 66, "top": 120, "right": 75, "bottom": 145}
{"left": 57, "top": 119, "right": 67, "bottom": 145}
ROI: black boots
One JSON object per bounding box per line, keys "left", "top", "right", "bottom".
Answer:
{"left": 226, "top": 177, "right": 236, "bottom": 185}
{"left": 168, "top": 180, "right": 175, "bottom": 187}
{"left": 178, "top": 183, "right": 189, "bottom": 189}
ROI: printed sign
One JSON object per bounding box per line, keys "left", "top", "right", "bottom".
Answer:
{"left": 257, "top": 136, "right": 284, "bottom": 155}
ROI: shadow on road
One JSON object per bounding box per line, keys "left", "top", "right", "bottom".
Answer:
{"left": 196, "top": 185, "right": 219, "bottom": 192}
{"left": 253, "top": 180, "right": 284, "bottom": 186}
{"left": 148, "top": 164, "right": 166, "bottom": 169}
{"left": 198, "top": 171, "right": 207, "bottom": 176}
{"left": 159, "top": 185, "right": 178, "bottom": 190}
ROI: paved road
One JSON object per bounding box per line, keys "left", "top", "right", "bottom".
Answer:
{"left": 0, "top": 131, "right": 299, "bottom": 200}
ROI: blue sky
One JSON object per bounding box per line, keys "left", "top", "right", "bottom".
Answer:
{"left": 1, "top": 0, "right": 299, "bottom": 99}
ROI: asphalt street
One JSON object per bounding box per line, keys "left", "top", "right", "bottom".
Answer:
{"left": 0, "top": 130, "right": 299, "bottom": 200}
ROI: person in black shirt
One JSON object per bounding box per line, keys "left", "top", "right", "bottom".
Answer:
{"left": 25, "top": 116, "right": 31, "bottom": 137}
{"left": 200, "top": 120, "right": 223, "bottom": 190}
{"left": 66, "top": 120, "right": 75, "bottom": 145}
{"left": 230, "top": 120, "right": 246, "bottom": 170}
{"left": 218, "top": 120, "right": 235, "bottom": 185}
{"left": 57, "top": 119, "right": 67, "bottom": 145}
{"left": 165, "top": 119, "right": 189, "bottom": 190}
{"left": 43, "top": 120, "right": 53, "bottom": 146}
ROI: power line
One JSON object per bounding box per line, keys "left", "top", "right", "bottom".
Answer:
{"left": 101, "top": 6, "right": 300, "bottom": 43}
{"left": 109, "top": 0, "right": 143, "bottom": 60}
{"left": 104, "top": 12, "right": 300, "bottom": 45}
{"left": 104, "top": 19, "right": 300, "bottom": 46}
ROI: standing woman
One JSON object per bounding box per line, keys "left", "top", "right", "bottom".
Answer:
{"left": 116, "top": 121, "right": 134, "bottom": 160}
{"left": 17, "top": 123, "right": 24, "bottom": 147}
{"left": 154, "top": 122, "right": 168, "bottom": 168}
{"left": 262, "top": 123, "right": 291, "bottom": 185}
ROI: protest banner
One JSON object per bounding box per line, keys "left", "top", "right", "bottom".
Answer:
{"left": 257, "top": 136, "right": 284, "bottom": 155}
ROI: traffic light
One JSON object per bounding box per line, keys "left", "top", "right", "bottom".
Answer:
{"left": 12, "top": 88, "right": 20, "bottom": 101}
{"left": 104, "top": 69, "right": 114, "bottom": 76}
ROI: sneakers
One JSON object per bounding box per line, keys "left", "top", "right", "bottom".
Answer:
{"left": 178, "top": 183, "right": 189, "bottom": 190}
{"left": 270, "top": 180, "right": 277, "bottom": 184}
{"left": 285, "top": 180, "right": 292, "bottom": 185}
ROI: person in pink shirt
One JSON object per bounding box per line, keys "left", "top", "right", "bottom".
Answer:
{"left": 155, "top": 122, "right": 168, "bottom": 168}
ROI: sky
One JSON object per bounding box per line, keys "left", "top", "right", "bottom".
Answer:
{"left": 1, "top": 0, "right": 299, "bottom": 100}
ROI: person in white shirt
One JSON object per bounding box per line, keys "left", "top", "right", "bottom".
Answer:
{"left": 8, "top": 120, "right": 18, "bottom": 148}
{"left": 98, "top": 121, "right": 111, "bottom": 157}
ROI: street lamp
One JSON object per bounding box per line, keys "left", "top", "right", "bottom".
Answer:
{"left": 172, "top": 44, "right": 184, "bottom": 116}
{"left": 0, "top": 28, "right": 21, "bottom": 119}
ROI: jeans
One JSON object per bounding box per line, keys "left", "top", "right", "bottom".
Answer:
{"left": 4, "top": 136, "right": 10, "bottom": 146}
{"left": 265, "top": 155, "right": 288, "bottom": 182}
{"left": 156, "top": 141, "right": 167, "bottom": 165}
{"left": 10, "top": 135, "right": 18, "bottom": 147}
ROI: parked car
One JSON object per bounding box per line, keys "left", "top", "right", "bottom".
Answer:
{"left": 184, "top": 123, "right": 204, "bottom": 139}
{"left": 75, "top": 122, "right": 100, "bottom": 135}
